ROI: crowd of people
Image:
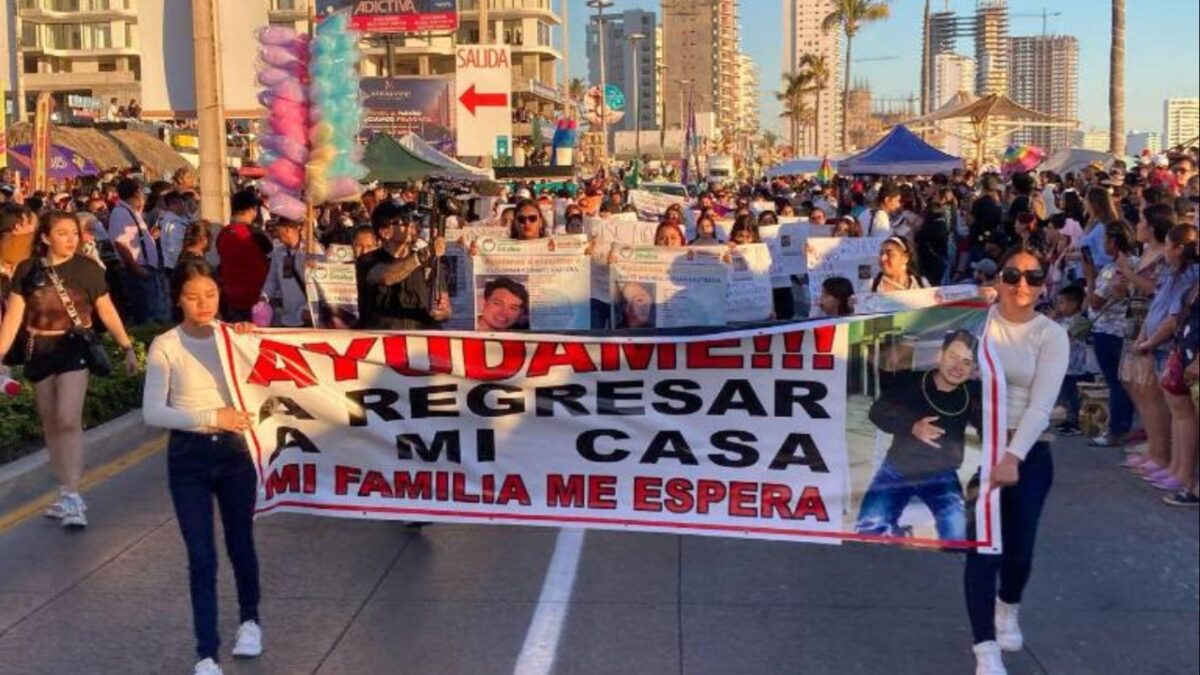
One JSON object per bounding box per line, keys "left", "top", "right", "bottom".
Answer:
{"left": 0, "top": 145, "right": 1197, "bottom": 675}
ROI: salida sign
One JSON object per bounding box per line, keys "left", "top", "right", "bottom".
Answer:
{"left": 454, "top": 45, "right": 512, "bottom": 157}
{"left": 329, "top": 0, "right": 459, "bottom": 33}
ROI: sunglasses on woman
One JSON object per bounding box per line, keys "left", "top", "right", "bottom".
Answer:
{"left": 516, "top": 214, "right": 540, "bottom": 224}
{"left": 999, "top": 267, "right": 1047, "bottom": 287}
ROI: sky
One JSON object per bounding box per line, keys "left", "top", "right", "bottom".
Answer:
{"left": 565, "top": 0, "right": 1200, "bottom": 137}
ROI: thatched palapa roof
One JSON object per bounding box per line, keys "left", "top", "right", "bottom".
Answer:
{"left": 5, "top": 122, "right": 191, "bottom": 181}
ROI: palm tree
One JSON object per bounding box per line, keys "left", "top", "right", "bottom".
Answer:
{"left": 760, "top": 130, "right": 780, "bottom": 152}
{"left": 823, "top": 0, "right": 891, "bottom": 151}
{"left": 776, "top": 72, "right": 811, "bottom": 158}
{"left": 1109, "top": 0, "right": 1125, "bottom": 156}
{"left": 798, "top": 53, "right": 831, "bottom": 155}
{"left": 778, "top": 98, "right": 814, "bottom": 159}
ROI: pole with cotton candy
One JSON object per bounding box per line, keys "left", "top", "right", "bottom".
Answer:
{"left": 255, "top": 25, "right": 311, "bottom": 222}
{"left": 306, "top": 12, "right": 369, "bottom": 206}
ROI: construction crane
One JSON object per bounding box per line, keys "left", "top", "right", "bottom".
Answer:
{"left": 853, "top": 56, "right": 900, "bottom": 63}
{"left": 1012, "top": 9, "right": 1063, "bottom": 36}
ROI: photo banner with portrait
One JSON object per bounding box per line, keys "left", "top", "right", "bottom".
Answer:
{"left": 471, "top": 235, "right": 591, "bottom": 331}
{"left": 609, "top": 247, "right": 730, "bottom": 329}
{"left": 214, "top": 292, "right": 1002, "bottom": 550}
{"left": 583, "top": 214, "right": 656, "bottom": 304}
{"left": 806, "top": 236, "right": 889, "bottom": 308}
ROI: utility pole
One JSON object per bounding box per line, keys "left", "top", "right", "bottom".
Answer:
{"left": 587, "top": 0, "right": 614, "bottom": 165}
{"left": 629, "top": 32, "right": 645, "bottom": 165}
{"left": 193, "top": 0, "right": 230, "bottom": 224}
{"left": 479, "top": 0, "right": 492, "bottom": 168}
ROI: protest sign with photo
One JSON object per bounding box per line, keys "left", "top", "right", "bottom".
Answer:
{"left": 583, "top": 214, "right": 656, "bottom": 304}
{"left": 440, "top": 242, "right": 474, "bottom": 331}
{"left": 215, "top": 295, "right": 1001, "bottom": 551}
{"left": 758, "top": 221, "right": 809, "bottom": 287}
{"left": 806, "top": 236, "right": 888, "bottom": 307}
{"left": 472, "top": 235, "right": 590, "bottom": 331}
{"left": 693, "top": 243, "right": 773, "bottom": 324}
{"left": 306, "top": 261, "right": 359, "bottom": 329}
{"left": 609, "top": 247, "right": 729, "bottom": 329}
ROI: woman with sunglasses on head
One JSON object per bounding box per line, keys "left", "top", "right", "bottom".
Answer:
{"left": 965, "top": 246, "right": 1069, "bottom": 675}
{"left": 871, "top": 236, "right": 930, "bottom": 293}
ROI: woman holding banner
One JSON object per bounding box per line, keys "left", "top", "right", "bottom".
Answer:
{"left": 967, "top": 246, "right": 1069, "bottom": 675}
{"left": 143, "top": 260, "right": 263, "bottom": 675}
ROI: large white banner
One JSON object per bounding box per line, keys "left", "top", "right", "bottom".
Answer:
{"left": 215, "top": 297, "right": 1002, "bottom": 549}
{"left": 472, "top": 235, "right": 590, "bottom": 331}
{"left": 609, "top": 247, "right": 729, "bottom": 329}
{"left": 628, "top": 189, "right": 689, "bottom": 221}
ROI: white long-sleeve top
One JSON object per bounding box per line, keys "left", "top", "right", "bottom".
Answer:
{"left": 987, "top": 307, "right": 1070, "bottom": 460}
{"left": 143, "top": 327, "right": 232, "bottom": 431}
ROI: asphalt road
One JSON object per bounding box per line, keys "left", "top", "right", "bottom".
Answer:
{"left": 0, "top": 433, "right": 1195, "bottom": 675}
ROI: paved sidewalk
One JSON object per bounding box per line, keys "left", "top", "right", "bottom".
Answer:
{"left": 0, "top": 434, "right": 1195, "bottom": 675}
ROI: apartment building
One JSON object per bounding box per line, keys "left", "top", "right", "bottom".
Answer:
{"left": 1163, "top": 97, "right": 1199, "bottom": 150}
{"left": 781, "top": 0, "right": 841, "bottom": 154}
{"left": 1008, "top": 35, "right": 1078, "bottom": 153}
{"left": 585, "top": 8, "right": 660, "bottom": 132}
{"left": 662, "top": 0, "right": 740, "bottom": 136}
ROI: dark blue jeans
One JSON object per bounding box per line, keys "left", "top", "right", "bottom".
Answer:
{"left": 168, "top": 430, "right": 261, "bottom": 661}
{"left": 856, "top": 460, "right": 967, "bottom": 541}
{"left": 122, "top": 267, "right": 169, "bottom": 325}
{"left": 1091, "top": 332, "right": 1132, "bottom": 438}
{"left": 964, "top": 441, "right": 1054, "bottom": 644}
{"left": 1057, "top": 374, "right": 1084, "bottom": 426}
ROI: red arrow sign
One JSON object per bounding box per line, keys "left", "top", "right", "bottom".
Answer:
{"left": 459, "top": 84, "right": 508, "bottom": 116}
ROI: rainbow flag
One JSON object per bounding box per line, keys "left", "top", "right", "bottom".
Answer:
{"left": 815, "top": 155, "right": 834, "bottom": 184}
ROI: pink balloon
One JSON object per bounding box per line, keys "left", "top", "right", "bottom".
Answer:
{"left": 268, "top": 193, "right": 308, "bottom": 222}
{"left": 259, "top": 44, "right": 308, "bottom": 68}
{"left": 257, "top": 67, "right": 296, "bottom": 88}
{"left": 267, "top": 158, "right": 306, "bottom": 192}
{"left": 258, "top": 25, "right": 299, "bottom": 46}
{"left": 272, "top": 78, "right": 308, "bottom": 104}
{"left": 260, "top": 135, "right": 309, "bottom": 165}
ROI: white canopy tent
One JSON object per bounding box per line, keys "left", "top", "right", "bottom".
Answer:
{"left": 397, "top": 133, "right": 494, "bottom": 180}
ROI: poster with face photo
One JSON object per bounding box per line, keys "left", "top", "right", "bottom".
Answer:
{"left": 806, "top": 236, "right": 889, "bottom": 309}
{"left": 842, "top": 291, "right": 1001, "bottom": 552}
{"left": 609, "top": 246, "right": 729, "bottom": 329}
{"left": 471, "top": 235, "right": 590, "bottom": 331}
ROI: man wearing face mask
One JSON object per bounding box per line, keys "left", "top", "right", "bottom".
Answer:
{"left": 358, "top": 201, "right": 450, "bottom": 330}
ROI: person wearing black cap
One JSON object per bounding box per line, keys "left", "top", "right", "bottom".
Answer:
{"left": 357, "top": 201, "right": 450, "bottom": 330}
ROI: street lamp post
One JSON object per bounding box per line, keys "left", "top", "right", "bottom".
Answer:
{"left": 587, "top": 0, "right": 614, "bottom": 165}
{"left": 628, "top": 32, "right": 645, "bottom": 166}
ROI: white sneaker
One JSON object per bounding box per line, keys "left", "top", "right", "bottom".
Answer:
{"left": 192, "top": 658, "right": 223, "bottom": 675}
{"left": 995, "top": 599, "right": 1023, "bottom": 651}
{"left": 44, "top": 488, "right": 70, "bottom": 519}
{"left": 973, "top": 641, "right": 1007, "bottom": 675}
{"left": 231, "top": 620, "right": 262, "bottom": 658}
{"left": 60, "top": 493, "right": 87, "bottom": 529}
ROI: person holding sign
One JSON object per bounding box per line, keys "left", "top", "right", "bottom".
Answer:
{"left": 690, "top": 213, "right": 721, "bottom": 246}
{"left": 509, "top": 199, "right": 549, "bottom": 240}
{"left": 966, "top": 246, "right": 1069, "bottom": 675}
{"left": 359, "top": 202, "right": 450, "bottom": 330}
{"left": 654, "top": 222, "right": 686, "bottom": 248}
{"left": 871, "top": 236, "right": 930, "bottom": 293}
{"left": 855, "top": 330, "right": 982, "bottom": 540}
{"left": 142, "top": 261, "right": 262, "bottom": 675}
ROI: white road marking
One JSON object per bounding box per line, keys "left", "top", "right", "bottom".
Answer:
{"left": 513, "top": 528, "right": 587, "bottom": 675}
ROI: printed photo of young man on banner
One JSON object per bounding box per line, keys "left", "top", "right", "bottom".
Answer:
{"left": 842, "top": 296, "right": 1003, "bottom": 552}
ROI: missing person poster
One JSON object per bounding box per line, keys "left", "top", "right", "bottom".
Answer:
{"left": 471, "top": 235, "right": 590, "bottom": 332}
{"left": 758, "top": 221, "right": 809, "bottom": 288}
{"left": 215, "top": 293, "right": 1002, "bottom": 550}
{"left": 583, "top": 214, "right": 656, "bottom": 305}
{"left": 609, "top": 247, "right": 729, "bottom": 329}
{"left": 725, "top": 244, "right": 774, "bottom": 323}
{"left": 306, "top": 250, "right": 359, "bottom": 329}
{"left": 806, "top": 236, "right": 888, "bottom": 308}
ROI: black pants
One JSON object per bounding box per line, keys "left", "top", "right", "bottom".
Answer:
{"left": 168, "top": 430, "right": 261, "bottom": 660}
{"left": 964, "top": 441, "right": 1054, "bottom": 644}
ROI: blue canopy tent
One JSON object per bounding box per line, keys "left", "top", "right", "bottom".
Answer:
{"left": 839, "top": 125, "right": 962, "bottom": 176}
